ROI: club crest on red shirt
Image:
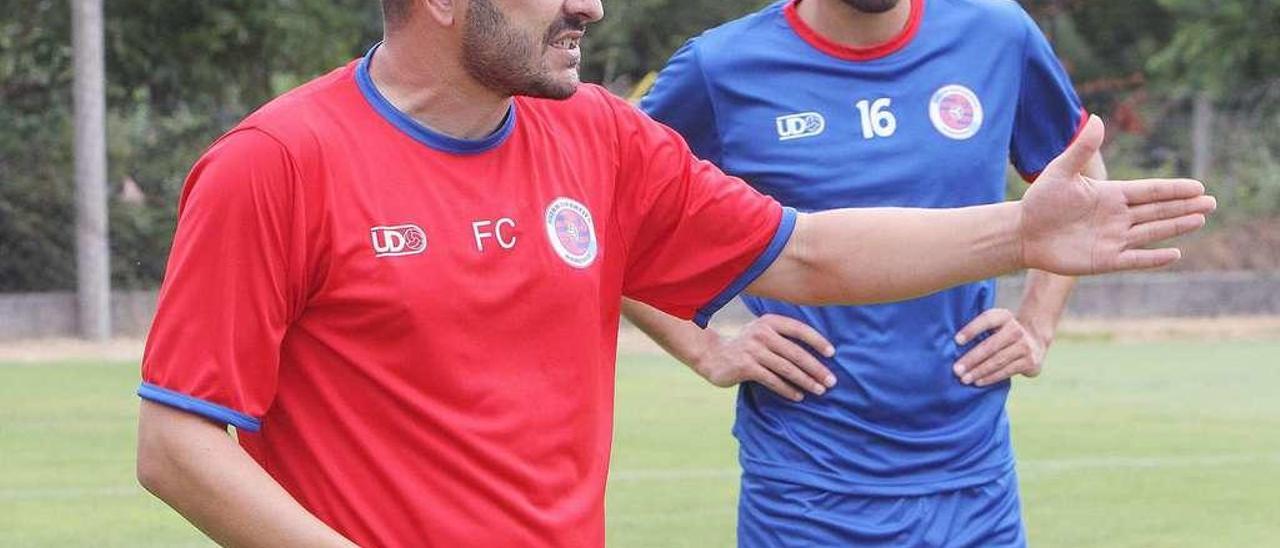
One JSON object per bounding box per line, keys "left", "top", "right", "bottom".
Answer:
{"left": 544, "top": 197, "right": 597, "bottom": 268}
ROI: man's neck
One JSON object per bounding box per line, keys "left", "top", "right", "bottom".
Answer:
{"left": 369, "top": 35, "right": 512, "bottom": 142}
{"left": 796, "top": 0, "right": 912, "bottom": 49}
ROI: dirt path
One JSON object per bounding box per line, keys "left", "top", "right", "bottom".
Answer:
{"left": 0, "top": 338, "right": 147, "bottom": 364}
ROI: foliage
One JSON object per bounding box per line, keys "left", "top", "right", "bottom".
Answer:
{"left": 0, "top": 1, "right": 77, "bottom": 291}
{"left": 1148, "top": 0, "right": 1280, "bottom": 96}
{"left": 580, "top": 0, "right": 771, "bottom": 88}
{"left": 0, "top": 0, "right": 380, "bottom": 291}
{"left": 2, "top": 0, "right": 1278, "bottom": 292}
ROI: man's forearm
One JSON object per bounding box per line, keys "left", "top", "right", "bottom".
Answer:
{"left": 621, "top": 298, "right": 718, "bottom": 368}
{"left": 749, "top": 202, "right": 1024, "bottom": 305}
{"left": 136, "top": 401, "right": 356, "bottom": 547}
{"left": 1016, "top": 269, "right": 1076, "bottom": 345}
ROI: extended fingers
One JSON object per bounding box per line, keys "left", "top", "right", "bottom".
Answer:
{"left": 1121, "top": 178, "right": 1206, "bottom": 205}
{"left": 1128, "top": 214, "right": 1207, "bottom": 247}
{"left": 1129, "top": 195, "right": 1217, "bottom": 225}
{"left": 1111, "top": 248, "right": 1182, "bottom": 271}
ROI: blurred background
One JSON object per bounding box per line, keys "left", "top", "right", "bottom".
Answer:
{"left": 1, "top": 1, "right": 1277, "bottom": 546}
{"left": 2, "top": 0, "right": 1279, "bottom": 321}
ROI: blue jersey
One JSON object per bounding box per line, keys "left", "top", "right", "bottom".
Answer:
{"left": 642, "top": 0, "right": 1084, "bottom": 496}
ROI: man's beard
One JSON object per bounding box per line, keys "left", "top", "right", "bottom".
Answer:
{"left": 461, "top": 0, "right": 584, "bottom": 99}
{"left": 839, "top": 0, "right": 900, "bottom": 14}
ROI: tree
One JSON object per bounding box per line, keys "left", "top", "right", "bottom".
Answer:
{"left": 1149, "top": 0, "right": 1280, "bottom": 96}
{"left": 581, "top": 0, "right": 770, "bottom": 88}
{"left": 0, "top": 1, "right": 381, "bottom": 292}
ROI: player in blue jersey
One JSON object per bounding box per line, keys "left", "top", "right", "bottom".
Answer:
{"left": 624, "top": 0, "right": 1108, "bottom": 545}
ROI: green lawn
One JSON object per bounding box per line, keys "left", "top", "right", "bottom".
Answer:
{"left": 2, "top": 340, "right": 1278, "bottom": 546}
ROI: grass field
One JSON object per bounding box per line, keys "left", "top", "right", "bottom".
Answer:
{"left": 2, "top": 339, "right": 1278, "bottom": 547}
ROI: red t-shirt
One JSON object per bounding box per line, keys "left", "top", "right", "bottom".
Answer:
{"left": 139, "top": 48, "right": 795, "bottom": 547}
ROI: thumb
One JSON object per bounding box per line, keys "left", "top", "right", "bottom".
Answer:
{"left": 1042, "top": 115, "right": 1103, "bottom": 180}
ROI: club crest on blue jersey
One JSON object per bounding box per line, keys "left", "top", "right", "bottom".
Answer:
{"left": 929, "top": 85, "right": 984, "bottom": 140}
{"left": 370, "top": 224, "right": 427, "bottom": 257}
{"left": 544, "top": 198, "right": 598, "bottom": 268}
{"left": 775, "top": 112, "right": 826, "bottom": 141}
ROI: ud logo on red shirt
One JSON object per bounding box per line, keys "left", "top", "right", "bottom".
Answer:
{"left": 929, "top": 84, "right": 984, "bottom": 140}
{"left": 370, "top": 224, "right": 427, "bottom": 257}
{"left": 544, "top": 198, "right": 597, "bottom": 268}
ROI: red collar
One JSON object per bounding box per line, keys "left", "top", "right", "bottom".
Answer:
{"left": 784, "top": 0, "right": 925, "bottom": 61}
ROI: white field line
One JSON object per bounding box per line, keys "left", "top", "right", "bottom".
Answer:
{"left": 3, "top": 453, "right": 1277, "bottom": 502}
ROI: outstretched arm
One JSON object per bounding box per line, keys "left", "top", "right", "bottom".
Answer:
{"left": 747, "top": 117, "right": 1213, "bottom": 304}
{"left": 136, "top": 402, "right": 356, "bottom": 547}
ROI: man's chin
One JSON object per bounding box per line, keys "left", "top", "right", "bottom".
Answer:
{"left": 518, "top": 75, "right": 580, "bottom": 100}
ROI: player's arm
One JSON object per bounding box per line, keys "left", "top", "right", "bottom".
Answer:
{"left": 747, "top": 117, "right": 1212, "bottom": 304}
{"left": 135, "top": 129, "right": 350, "bottom": 545}
{"left": 622, "top": 298, "right": 836, "bottom": 401}
{"left": 952, "top": 153, "right": 1107, "bottom": 386}
{"left": 136, "top": 402, "right": 357, "bottom": 547}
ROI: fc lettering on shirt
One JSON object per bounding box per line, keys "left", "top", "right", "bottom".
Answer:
{"left": 472, "top": 218, "right": 517, "bottom": 251}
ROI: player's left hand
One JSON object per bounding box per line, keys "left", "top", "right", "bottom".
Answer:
{"left": 952, "top": 308, "right": 1046, "bottom": 387}
{"left": 1020, "top": 115, "right": 1216, "bottom": 275}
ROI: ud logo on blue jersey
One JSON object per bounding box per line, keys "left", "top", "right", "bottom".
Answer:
{"left": 929, "top": 85, "right": 984, "bottom": 140}
{"left": 775, "top": 112, "right": 825, "bottom": 141}
{"left": 370, "top": 224, "right": 427, "bottom": 257}
{"left": 544, "top": 198, "right": 598, "bottom": 268}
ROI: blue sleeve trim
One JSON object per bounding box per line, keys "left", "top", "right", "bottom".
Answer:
{"left": 693, "top": 207, "right": 798, "bottom": 328}
{"left": 137, "top": 382, "right": 262, "bottom": 432}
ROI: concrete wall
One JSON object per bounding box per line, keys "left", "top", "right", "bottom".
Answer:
{"left": 997, "top": 271, "right": 1280, "bottom": 318}
{"left": 2, "top": 271, "right": 1278, "bottom": 341}
{"left": 711, "top": 270, "right": 1280, "bottom": 325}
{"left": 0, "top": 290, "right": 156, "bottom": 340}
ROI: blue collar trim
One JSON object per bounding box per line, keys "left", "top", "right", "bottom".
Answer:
{"left": 355, "top": 44, "right": 516, "bottom": 155}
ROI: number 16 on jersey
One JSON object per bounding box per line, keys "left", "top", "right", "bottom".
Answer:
{"left": 855, "top": 98, "right": 896, "bottom": 139}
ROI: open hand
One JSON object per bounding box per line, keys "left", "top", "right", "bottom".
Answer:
{"left": 1020, "top": 116, "right": 1216, "bottom": 275}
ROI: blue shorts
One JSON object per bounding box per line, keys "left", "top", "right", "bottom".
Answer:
{"left": 738, "top": 469, "right": 1025, "bottom": 547}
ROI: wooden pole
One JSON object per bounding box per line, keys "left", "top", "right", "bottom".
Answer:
{"left": 1191, "top": 90, "right": 1214, "bottom": 182}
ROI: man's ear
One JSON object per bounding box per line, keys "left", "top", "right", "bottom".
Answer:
{"left": 422, "top": 0, "right": 459, "bottom": 27}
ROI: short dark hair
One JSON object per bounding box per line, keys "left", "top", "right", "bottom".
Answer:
{"left": 381, "top": 0, "right": 411, "bottom": 29}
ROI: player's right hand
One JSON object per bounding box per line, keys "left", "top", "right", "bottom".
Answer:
{"left": 692, "top": 314, "right": 837, "bottom": 402}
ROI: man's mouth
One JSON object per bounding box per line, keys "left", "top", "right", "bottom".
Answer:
{"left": 549, "top": 31, "right": 583, "bottom": 50}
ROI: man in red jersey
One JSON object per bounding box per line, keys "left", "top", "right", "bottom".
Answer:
{"left": 135, "top": 1, "right": 1214, "bottom": 546}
